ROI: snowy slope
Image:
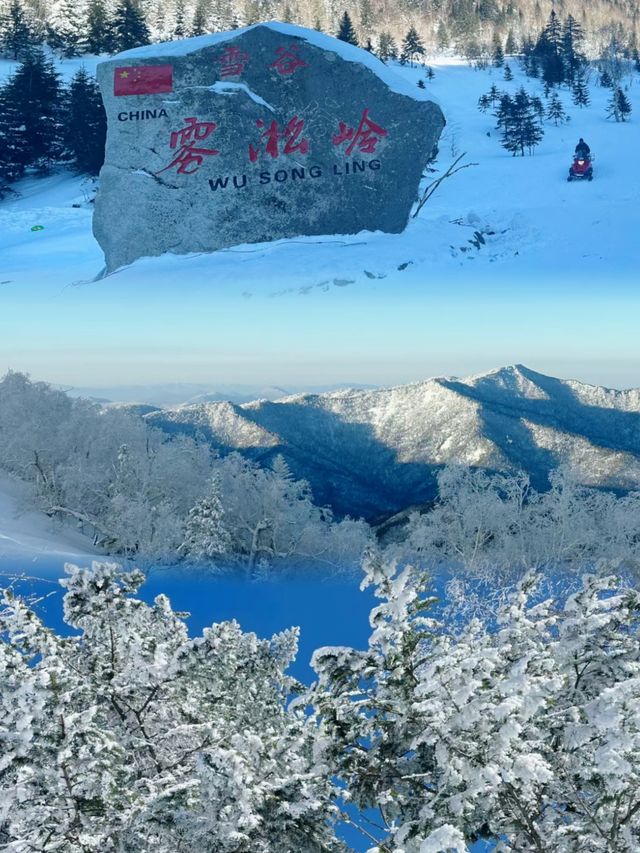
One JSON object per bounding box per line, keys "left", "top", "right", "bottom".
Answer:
{"left": 0, "top": 474, "right": 95, "bottom": 564}
{"left": 1, "top": 55, "right": 638, "bottom": 294}
{"left": 145, "top": 364, "right": 640, "bottom": 518}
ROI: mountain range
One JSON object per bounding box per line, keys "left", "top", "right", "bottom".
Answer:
{"left": 136, "top": 365, "right": 640, "bottom": 520}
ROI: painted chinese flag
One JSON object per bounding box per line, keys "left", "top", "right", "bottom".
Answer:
{"left": 114, "top": 65, "right": 173, "bottom": 96}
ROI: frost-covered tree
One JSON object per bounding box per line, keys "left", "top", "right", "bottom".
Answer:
{"left": 216, "top": 452, "right": 371, "bottom": 576}
{"left": 311, "top": 553, "right": 640, "bottom": 851}
{"left": 0, "top": 561, "right": 344, "bottom": 851}
{"left": 179, "top": 475, "right": 231, "bottom": 561}
{"left": 0, "top": 0, "right": 37, "bottom": 59}
{"left": 47, "top": 0, "right": 88, "bottom": 56}
{"left": 391, "top": 464, "right": 640, "bottom": 580}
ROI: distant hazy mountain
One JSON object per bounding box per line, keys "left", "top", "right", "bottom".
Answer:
{"left": 143, "top": 365, "right": 640, "bottom": 520}
{"left": 62, "top": 382, "right": 376, "bottom": 407}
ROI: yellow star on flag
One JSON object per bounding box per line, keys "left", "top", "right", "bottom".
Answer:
{"left": 120, "top": 70, "right": 129, "bottom": 78}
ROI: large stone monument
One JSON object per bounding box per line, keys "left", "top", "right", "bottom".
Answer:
{"left": 93, "top": 22, "right": 445, "bottom": 272}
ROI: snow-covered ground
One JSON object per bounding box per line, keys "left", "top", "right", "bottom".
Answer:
{"left": 0, "top": 474, "right": 95, "bottom": 567}
{"left": 1, "top": 55, "right": 638, "bottom": 292}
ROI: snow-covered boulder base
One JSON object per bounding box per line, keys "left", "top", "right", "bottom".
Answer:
{"left": 93, "top": 21, "right": 445, "bottom": 271}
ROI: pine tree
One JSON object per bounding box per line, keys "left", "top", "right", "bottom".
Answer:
{"left": 180, "top": 477, "right": 231, "bottom": 562}
{"left": 112, "top": 0, "right": 150, "bottom": 52}
{"left": 535, "top": 10, "right": 565, "bottom": 86}
{"left": 572, "top": 72, "right": 590, "bottom": 107}
{"left": 0, "top": 0, "right": 36, "bottom": 60}
{"left": 400, "top": 25, "right": 425, "bottom": 67}
{"left": 503, "top": 62, "right": 513, "bottom": 80}
{"left": 426, "top": 65, "right": 435, "bottom": 79}
{"left": 336, "top": 11, "right": 358, "bottom": 46}
{"left": 505, "top": 29, "right": 518, "bottom": 56}
{"left": 62, "top": 67, "right": 106, "bottom": 174}
{"left": 492, "top": 30, "right": 504, "bottom": 66}
{"left": 561, "top": 14, "right": 586, "bottom": 84}
{"left": 600, "top": 68, "right": 613, "bottom": 87}
{"left": 0, "top": 49, "right": 63, "bottom": 177}
{"left": 364, "top": 37, "right": 373, "bottom": 52}
{"left": 0, "top": 82, "right": 23, "bottom": 195}
{"left": 47, "top": 0, "right": 88, "bottom": 57}
{"left": 499, "top": 86, "right": 544, "bottom": 155}
{"left": 172, "top": 0, "right": 186, "bottom": 37}
{"left": 85, "top": 0, "right": 114, "bottom": 53}
{"left": 546, "top": 91, "right": 567, "bottom": 124}
{"left": 190, "top": 1, "right": 209, "bottom": 35}
{"left": 377, "top": 31, "right": 397, "bottom": 62}
{"left": 478, "top": 92, "right": 491, "bottom": 111}
{"left": 607, "top": 87, "right": 632, "bottom": 121}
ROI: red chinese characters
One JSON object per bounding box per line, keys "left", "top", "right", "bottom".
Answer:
{"left": 157, "top": 117, "right": 220, "bottom": 175}
{"left": 269, "top": 45, "right": 307, "bottom": 76}
{"left": 248, "top": 116, "right": 309, "bottom": 163}
{"left": 333, "top": 108, "right": 388, "bottom": 155}
{"left": 216, "top": 45, "right": 250, "bottom": 78}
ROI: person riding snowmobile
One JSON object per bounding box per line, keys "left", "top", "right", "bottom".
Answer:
{"left": 575, "top": 138, "right": 591, "bottom": 159}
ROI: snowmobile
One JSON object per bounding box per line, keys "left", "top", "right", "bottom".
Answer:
{"left": 567, "top": 152, "right": 593, "bottom": 182}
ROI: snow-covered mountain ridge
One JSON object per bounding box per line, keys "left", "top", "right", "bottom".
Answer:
{"left": 143, "top": 364, "right": 640, "bottom": 519}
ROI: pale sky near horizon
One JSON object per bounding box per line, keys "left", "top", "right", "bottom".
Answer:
{"left": 2, "top": 270, "right": 640, "bottom": 391}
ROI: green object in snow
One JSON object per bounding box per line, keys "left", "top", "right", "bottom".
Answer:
{"left": 31, "top": 225, "right": 45, "bottom": 232}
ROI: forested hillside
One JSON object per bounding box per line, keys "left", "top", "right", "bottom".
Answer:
{"left": 1, "top": 0, "right": 638, "bottom": 67}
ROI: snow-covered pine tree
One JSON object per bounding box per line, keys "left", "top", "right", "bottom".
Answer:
{"left": 180, "top": 475, "right": 231, "bottom": 562}
{"left": 400, "top": 24, "right": 425, "bottom": 67}
{"left": 0, "top": 561, "right": 345, "bottom": 852}
{"left": 190, "top": 0, "right": 210, "bottom": 35}
{"left": 336, "top": 10, "right": 357, "bottom": 45}
{"left": 47, "top": 0, "right": 88, "bottom": 56}
{"left": 503, "top": 62, "right": 513, "bottom": 80}
{"left": 0, "top": 0, "right": 36, "bottom": 59}
{"left": 171, "top": 0, "right": 186, "bottom": 37}
{"left": 0, "top": 75, "right": 25, "bottom": 194}
{"left": 607, "top": 86, "right": 632, "bottom": 121}
{"left": 0, "top": 49, "right": 63, "bottom": 176}
{"left": 62, "top": 67, "right": 106, "bottom": 174}
{"left": 310, "top": 554, "right": 640, "bottom": 851}
{"left": 111, "top": 0, "right": 150, "bottom": 51}
{"left": 85, "top": 0, "right": 115, "bottom": 53}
